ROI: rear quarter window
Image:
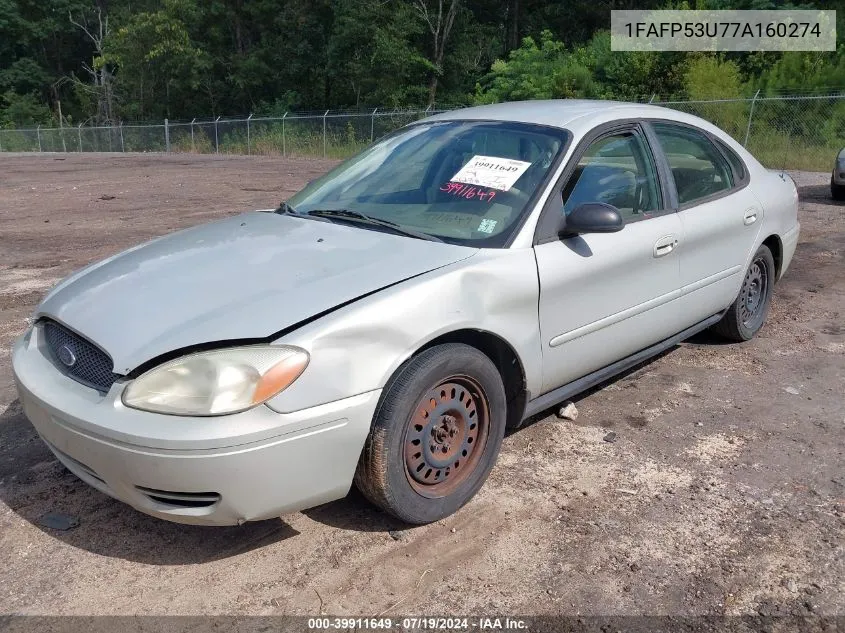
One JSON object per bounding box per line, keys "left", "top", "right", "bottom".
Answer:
{"left": 713, "top": 138, "right": 748, "bottom": 183}
{"left": 652, "top": 123, "right": 734, "bottom": 206}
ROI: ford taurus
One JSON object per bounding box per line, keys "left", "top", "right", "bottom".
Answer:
{"left": 12, "top": 100, "right": 800, "bottom": 526}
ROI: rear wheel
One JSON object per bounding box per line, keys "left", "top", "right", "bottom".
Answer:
{"left": 711, "top": 244, "right": 775, "bottom": 342}
{"left": 354, "top": 344, "right": 506, "bottom": 524}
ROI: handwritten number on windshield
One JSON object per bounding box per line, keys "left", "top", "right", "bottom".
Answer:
{"left": 440, "top": 181, "right": 497, "bottom": 202}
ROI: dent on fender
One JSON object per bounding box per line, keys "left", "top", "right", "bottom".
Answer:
{"left": 265, "top": 249, "right": 543, "bottom": 414}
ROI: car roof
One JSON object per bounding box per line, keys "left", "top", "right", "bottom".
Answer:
{"left": 425, "top": 99, "right": 711, "bottom": 135}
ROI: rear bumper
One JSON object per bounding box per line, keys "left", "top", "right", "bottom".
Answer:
{"left": 12, "top": 326, "right": 379, "bottom": 525}
{"left": 833, "top": 170, "right": 845, "bottom": 186}
{"left": 779, "top": 222, "right": 800, "bottom": 280}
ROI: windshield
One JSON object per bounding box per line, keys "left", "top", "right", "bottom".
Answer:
{"left": 285, "top": 120, "right": 569, "bottom": 247}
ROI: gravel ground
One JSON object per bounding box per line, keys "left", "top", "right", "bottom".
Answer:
{"left": 0, "top": 154, "right": 842, "bottom": 618}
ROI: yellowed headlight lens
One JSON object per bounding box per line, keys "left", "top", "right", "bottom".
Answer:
{"left": 123, "top": 345, "right": 309, "bottom": 416}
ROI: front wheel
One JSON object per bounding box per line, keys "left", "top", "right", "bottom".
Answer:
{"left": 832, "top": 178, "right": 845, "bottom": 201}
{"left": 354, "top": 344, "right": 507, "bottom": 524}
{"left": 711, "top": 244, "right": 775, "bottom": 342}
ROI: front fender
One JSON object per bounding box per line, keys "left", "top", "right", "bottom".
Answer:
{"left": 265, "top": 248, "right": 542, "bottom": 414}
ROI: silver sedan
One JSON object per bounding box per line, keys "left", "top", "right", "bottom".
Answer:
{"left": 12, "top": 100, "right": 800, "bottom": 526}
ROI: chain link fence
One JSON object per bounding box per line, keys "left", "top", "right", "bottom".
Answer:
{"left": 652, "top": 93, "right": 845, "bottom": 171}
{"left": 1, "top": 95, "right": 843, "bottom": 170}
{"left": 0, "top": 108, "right": 445, "bottom": 160}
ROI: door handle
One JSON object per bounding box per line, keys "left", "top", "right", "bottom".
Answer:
{"left": 653, "top": 235, "right": 679, "bottom": 258}
{"left": 743, "top": 208, "right": 759, "bottom": 225}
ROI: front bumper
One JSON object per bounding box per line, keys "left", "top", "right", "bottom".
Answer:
{"left": 12, "top": 326, "right": 380, "bottom": 525}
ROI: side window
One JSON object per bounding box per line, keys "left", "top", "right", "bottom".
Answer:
{"left": 561, "top": 131, "right": 661, "bottom": 222}
{"left": 653, "top": 123, "right": 734, "bottom": 205}
{"left": 713, "top": 137, "right": 747, "bottom": 183}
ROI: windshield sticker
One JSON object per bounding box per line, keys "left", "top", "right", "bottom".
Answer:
{"left": 440, "top": 181, "right": 498, "bottom": 202}
{"left": 451, "top": 155, "right": 532, "bottom": 191}
{"left": 477, "top": 218, "right": 498, "bottom": 234}
{"left": 427, "top": 211, "right": 476, "bottom": 227}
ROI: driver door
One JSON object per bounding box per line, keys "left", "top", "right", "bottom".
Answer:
{"left": 534, "top": 123, "right": 686, "bottom": 393}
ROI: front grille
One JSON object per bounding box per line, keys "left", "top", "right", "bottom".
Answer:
{"left": 42, "top": 320, "right": 121, "bottom": 393}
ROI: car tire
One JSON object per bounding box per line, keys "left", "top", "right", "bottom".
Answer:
{"left": 832, "top": 178, "right": 845, "bottom": 201}
{"left": 711, "top": 244, "right": 775, "bottom": 342}
{"left": 354, "top": 343, "right": 507, "bottom": 524}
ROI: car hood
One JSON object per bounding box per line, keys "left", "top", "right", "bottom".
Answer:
{"left": 37, "top": 212, "right": 477, "bottom": 373}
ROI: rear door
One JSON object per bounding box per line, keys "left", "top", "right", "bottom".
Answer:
{"left": 533, "top": 123, "right": 687, "bottom": 394}
{"left": 647, "top": 122, "right": 762, "bottom": 322}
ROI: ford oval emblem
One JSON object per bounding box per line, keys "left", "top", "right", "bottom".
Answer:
{"left": 57, "top": 344, "right": 77, "bottom": 368}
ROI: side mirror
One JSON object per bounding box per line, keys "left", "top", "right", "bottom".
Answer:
{"left": 559, "top": 202, "right": 624, "bottom": 236}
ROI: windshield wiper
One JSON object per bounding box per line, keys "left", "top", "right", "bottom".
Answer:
{"left": 306, "top": 209, "right": 443, "bottom": 242}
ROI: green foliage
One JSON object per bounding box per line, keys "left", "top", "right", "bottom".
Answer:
{"left": 474, "top": 31, "right": 575, "bottom": 102}
{"left": 327, "top": 0, "right": 429, "bottom": 108}
{"left": 0, "top": 0, "right": 843, "bottom": 129}
{"left": 0, "top": 58, "right": 51, "bottom": 94}
{"left": 755, "top": 50, "right": 845, "bottom": 94}
{"left": 586, "top": 32, "right": 684, "bottom": 100}
{"left": 1, "top": 90, "right": 52, "bottom": 126}
{"left": 682, "top": 56, "right": 746, "bottom": 132}
{"left": 475, "top": 30, "right": 683, "bottom": 103}
{"left": 105, "top": 0, "right": 211, "bottom": 119}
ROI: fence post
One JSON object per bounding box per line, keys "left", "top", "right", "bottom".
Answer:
{"left": 649, "top": 94, "right": 656, "bottom": 104}
{"left": 77, "top": 123, "right": 83, "bottom": 152}
{"left": 119, "top": 122, "right": 125, "bottom": 152}
{"left": 0, "top": 131, "right": 3, "bottom": 152}
{"left": 164, "top": 118, "right": 170, "bottom": 153}
{"left": 282, "top": 112, "right": 288, "bottom": 156}
{"left": 190, "top": 118, "right": 196, "bottom": 152}
{"left": 37, "top": 125, "right": 42, "bottom": 152}
{"left": 214, "top": 116, "right": 221, "bottom": 154}
{"left": 371, "top": 108, "right": 377, "bottom": 142}
{"left": 59, "top": 115, "right": 67, "bottom": 153}
{"left": 323, "top": 110, "right": 329, "bottom": 158}
{"left": 744, "top": 89, "right": 761, "bottom": 147}
{"left": 247, "top": 113, "right": 253, "bottom": 155}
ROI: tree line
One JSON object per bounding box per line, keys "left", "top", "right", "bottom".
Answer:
{"left": 1, "top": 0, "right": 843, "bottom": 127}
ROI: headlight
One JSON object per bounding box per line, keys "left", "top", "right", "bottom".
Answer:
{"left": 122, "top": 345, "right": 309, "bottom": 416}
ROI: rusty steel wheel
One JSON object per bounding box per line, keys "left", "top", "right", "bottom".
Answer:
{"left": 354, "top": 343, "right": 507, "bottom": 524}
{"left": 403, "top": 377, "right": 490, "bottom": 498}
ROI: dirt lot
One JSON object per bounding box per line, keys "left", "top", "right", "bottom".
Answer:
{"left": 0, "top": 153, "right": 843, "bottom": 618}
